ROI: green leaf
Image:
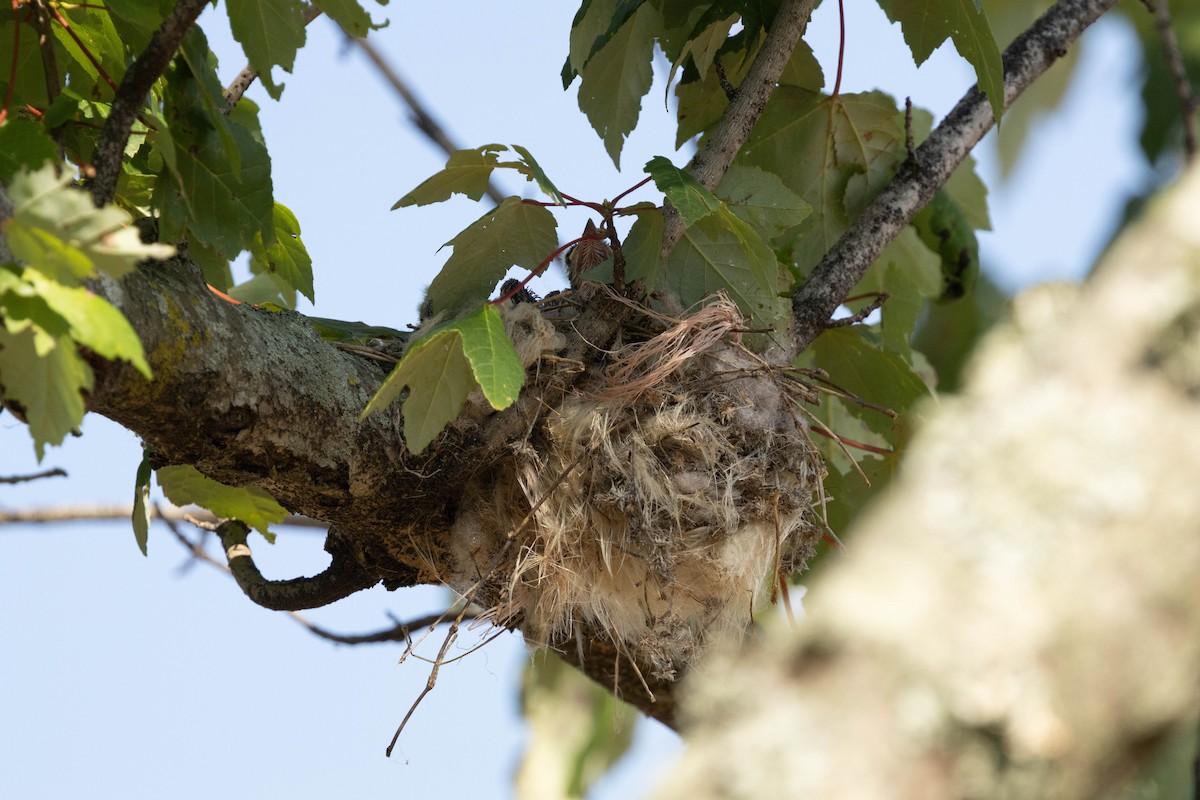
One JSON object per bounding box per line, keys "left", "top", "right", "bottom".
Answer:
{"left": 156, "top": 464, "right": 287, "bottom": 539}
{"left": 0, "top": 322, "right": 92, "bottom": 460}
{"left": 132, "top": 453, "right": 153, "bottom": 556}
{"left": 808, "top": 326, "right": 931, "bottom": 435}
{"left": 393, "top": 145, "right": 507, "bottom": 208}
{"left": 564, "top": 0, "right": 650, "bottom": 84}
{"left": 508, "top": 144, "right": 566, "bottom": 206}
{"left": 5, "top": 163, "right": 175, "bottom": 283}
{"left": 426, "top": 197, "right": 558, "bottom": 316}
{"left": 644, "top": 156, "right": 722, "bottom": 226}
{"left": 912, "top": 188, "right": 981, "bottom": 302}
{"left": 577, "top": 3, "right": 659, "bottom": 166}
{"left": 226, "top": 0, "right": 307, "bottom": 99}
{"left": 450, "top": 305, "right": 524, "bottom": 409}
{"left": 363, "top": 327, "right": 477, "bottom": 453}
{"left": 0, "top": 119, "right": 59, "bottom": 181}
{"left": 168, "top": 113, "right": 273, "bottom": 258}
{"left": 22, "top": 270, "right": 152, "bottom": 378}
{"left": 621, "top": 208, "right": 665, "bottom": 286}
{"left": 307, "top": 316, "right": 409, "bottom": 345}
{"left": 715, "top": 165, "right": 811, "bottom": 238}
{"left": 662, "top": 206, "right": 787, "bottom": 330}
{"left": 249, "top": 202, "right": 313, "bottom": 302}
{"left": 878, "top": 0, "right": 1004, "bottom": 121}
{"left": 313, "top": 0, "right": 387, "bottom": 37}
{"left": 854, "top": 226, "right": 943, "bottom": 356}
{"left": 739, "top": 89, "right": 905, "bottom": 276}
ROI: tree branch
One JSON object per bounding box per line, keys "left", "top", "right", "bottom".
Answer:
{"left": 90, "top": 0, "right": 208, "bottom": 207}
{"left": 789, "top": 0, "right": 1118, "bottom": 355}
{"left": 659, "top": 0, "right": 815, "bottom": 262}
{"left": 345, "top": 33, "right": 508, "bottom": 207}
{"left": 217, "top": 521, "right": 379, "bottom": 611}
{"left": 0, "top": 504, "right": 325, "bottom": 527}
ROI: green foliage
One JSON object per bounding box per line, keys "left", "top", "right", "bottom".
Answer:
{"left": 314, "top": 0, "right": 389, "bottom": 38}
{"left": 877, "top": 0, "right": 1005, "bottom": 122}
{"left": 393, "top": 144, "right": 565, "bottom": 208}
{"left": 364, "top": 304, "right": 524, "bottom": 453}
{"left": 0, "top": 165, "right": 164, "bottom": 457}
{"left": 425, "top": 197, "right": 558, "bottom": 316}
{"left": 912, "top": 188, "right": 980, "bottom": 301}
{"left": 132, "top": 453, "right": 153, "bottom": 556}
{"left": 156, "top": 464, "right": 287, "bottom": 540}
{"left": 247, "top": 203, "right": 314, "bottom": 303}
{"left": 574, "top": 2, "right": 660, "bottom": 166}
{"left": 226, "top": 0, "right": 307, "bottom": 100}
{"left": 644, "top": 155, "right": 723, "bottom": 225}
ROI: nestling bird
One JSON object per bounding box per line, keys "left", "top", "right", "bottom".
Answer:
{"left": 566, "top": 219, "right": 613, "bottom": 286}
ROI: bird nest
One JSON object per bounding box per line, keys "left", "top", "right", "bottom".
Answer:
{"left": 446, "top": 296, "right": 826, "bottom": 680}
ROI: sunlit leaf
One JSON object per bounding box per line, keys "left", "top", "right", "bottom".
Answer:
{"left": 0, "top": 322, "right": 92, "bottom": 460}
{"left": 156, "top": 464, "right": 288, "bottom": 539}
{"left": 363, "top": 327, "right": 477, "bottom": 453}
{"left": 249, "top": 202, "right": 313, "bottom": 302}
{"left": 452, "top": 305, "right": 524, "bottom": 409}
{"left": 22, "top": 270, "right": 152, "bottom": 378}
{"left": 5, "top": 164, "right": 175, "bottom": 283}
{"left": 645, "top": 155, "right": 722, "bottom": 226}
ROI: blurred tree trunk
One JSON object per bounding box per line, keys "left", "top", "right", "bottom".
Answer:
{"left": 656, "top": 161, "right": 1200, "bottom": 799}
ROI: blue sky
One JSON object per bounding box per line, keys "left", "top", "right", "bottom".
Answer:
{"left": 1, "top": 3, "right": 1151, "bottom": 798}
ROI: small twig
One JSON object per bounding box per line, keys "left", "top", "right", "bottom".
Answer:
{"left": 713, "top": 54, "right": 737, "bottom": 101}
{"left": 0, "top": 467, "right": 67, "bottom": 484}
{"left": 385, "top": 600, "right": 473, "bottom": 757}
{"left": 30, "top": 1, "right": 62, "bottom": 153}
{"left": 292, "top": 608, "right": 478, "bottom": 645}
{"left": 904, "top": 97, "right": 916, "bottom": 162}
{"left": 346, "top": 33, "right": 507, "bottom": 206}
{"left": 91, "top": 0, "right": 209, "bottom": 206}
{"left": 222, "top": 5, "right": 323, "bottom": 107}
{"left": 825, "top": 292, "right": 887, "bottom": 328}
{"left": 1150, "top": 0, "right": 1197, "bottom": 160}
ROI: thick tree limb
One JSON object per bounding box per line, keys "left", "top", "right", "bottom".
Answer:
{"left": 91, "top": 0, "right": 208, "bottom": 206}
{"left": 789, "top": 0, "right": 1118, "bottom": 355}
{"left": 660, "top": 0, "right": 815, "bottom": 262}
{"left": 217, "top": 521, "right": 379, "bottom": 611}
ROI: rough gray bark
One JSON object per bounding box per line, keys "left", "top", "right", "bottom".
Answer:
{"left": 789, "top": 0, "right": 1119, "bottom": 355}
{"left": 656, "top": 162, "right": 1200, "bottom": 799}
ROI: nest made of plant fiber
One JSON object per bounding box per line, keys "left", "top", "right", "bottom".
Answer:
{"left": 449, "top": 296, "right": 827, "bottom": 680}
